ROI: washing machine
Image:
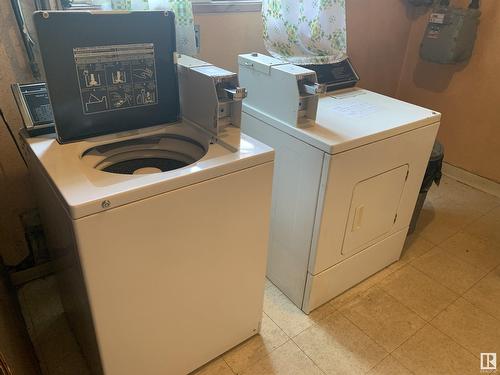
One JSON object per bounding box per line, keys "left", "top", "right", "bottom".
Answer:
{"left": 238, "top": 53, "right": 440, "bottom": 313}
{"left": 23, "top": 12, "right": 274, "bottom": 375}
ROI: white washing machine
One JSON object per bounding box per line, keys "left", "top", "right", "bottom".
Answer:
{"left": 23, "top": 12, "right": 274, "bottom": 375}
{"left": 26, "top": 123, "right": 273, "bottom": 375}
{"left": 239, "top": 53, "right": 440, "bottom": 313}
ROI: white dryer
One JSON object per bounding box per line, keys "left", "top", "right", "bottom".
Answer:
{"left": 24, "top": 12, "right": 274, "bottom": 375}
{"left": 239, "top": 53, "right": 440, "bottom": 313}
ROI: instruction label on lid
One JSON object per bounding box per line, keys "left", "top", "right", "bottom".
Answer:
{"left": 74, "top": 43, "right": 158, "bottom": 115}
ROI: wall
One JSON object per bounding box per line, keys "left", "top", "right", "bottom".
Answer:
{"left": 347, "top": 0, "right": 413, "bottom": 96}
{"left": 397, "top": 0, "right": 500, "bottom": 183}
{"left": 0, "top": 1, "right": 35, "bottom": 266}
{"left": 0, "top": 2, "right": 40, "bottom": 374}
{"left": 195, "top": 12, "right": 267, "bottom": 72}
{"left": 196, "top": 0, "right": 414, "bottom": 96}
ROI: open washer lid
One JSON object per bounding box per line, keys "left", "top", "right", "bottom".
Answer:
{"left": 34, "top": 11, "right": 180, "bottom": 143}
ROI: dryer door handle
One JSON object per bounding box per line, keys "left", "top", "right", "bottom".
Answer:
{"left": 352, "top": 205, "right": 364, "bottom": 232}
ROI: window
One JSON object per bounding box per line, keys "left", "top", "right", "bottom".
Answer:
{"left": 191, "top": 1, "right": 261, "bottom": 14}
{"left": 60, "top": 0, "right": 261, "bottom": 13}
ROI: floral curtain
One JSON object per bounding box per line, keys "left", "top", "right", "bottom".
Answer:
{"left": 95, "top": 0, "right": 197, "bottom": 56}
{"left": 262, "top": 0, "right": 347, "bottom": 65}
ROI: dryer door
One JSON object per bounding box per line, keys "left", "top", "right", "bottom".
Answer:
{"left": 309, "top": 123, "right": 438, "bottom": 276}
{"left": 341, "top": 165, "right": 408, "bottom": 257}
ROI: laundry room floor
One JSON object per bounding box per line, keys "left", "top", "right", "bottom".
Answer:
{"left": 17, "top": 176, "right": 500, "bottom": 375}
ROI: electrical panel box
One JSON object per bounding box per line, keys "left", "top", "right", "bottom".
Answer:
{"left": 420, "top": 7, "right": 480, "bottom": 64}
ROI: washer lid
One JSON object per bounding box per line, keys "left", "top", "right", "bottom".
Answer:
{"left": 34, "top": 11, "right": 180, "bottom": 143}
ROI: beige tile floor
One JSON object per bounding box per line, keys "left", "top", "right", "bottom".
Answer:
{"left": 18, "top": 176, "right": 500, "bottom": 375}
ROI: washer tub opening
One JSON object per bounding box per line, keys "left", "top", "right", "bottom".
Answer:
{"left": 82, "top": 134, "right": 208, "bottom": 175}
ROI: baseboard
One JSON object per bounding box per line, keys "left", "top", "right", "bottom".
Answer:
{"left": 442, "top": 162, "right": 500, "bottom": 198}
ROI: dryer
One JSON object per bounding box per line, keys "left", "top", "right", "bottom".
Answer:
{"left": 239, "top": 53, "right": 440, "bottom": 313}
{"left": 24, "top": 12, "right": 274, "bottom": 375}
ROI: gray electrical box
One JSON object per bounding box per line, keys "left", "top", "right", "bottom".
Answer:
{"left": 420, "top": 7, "right": 480, "bottom": 64}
